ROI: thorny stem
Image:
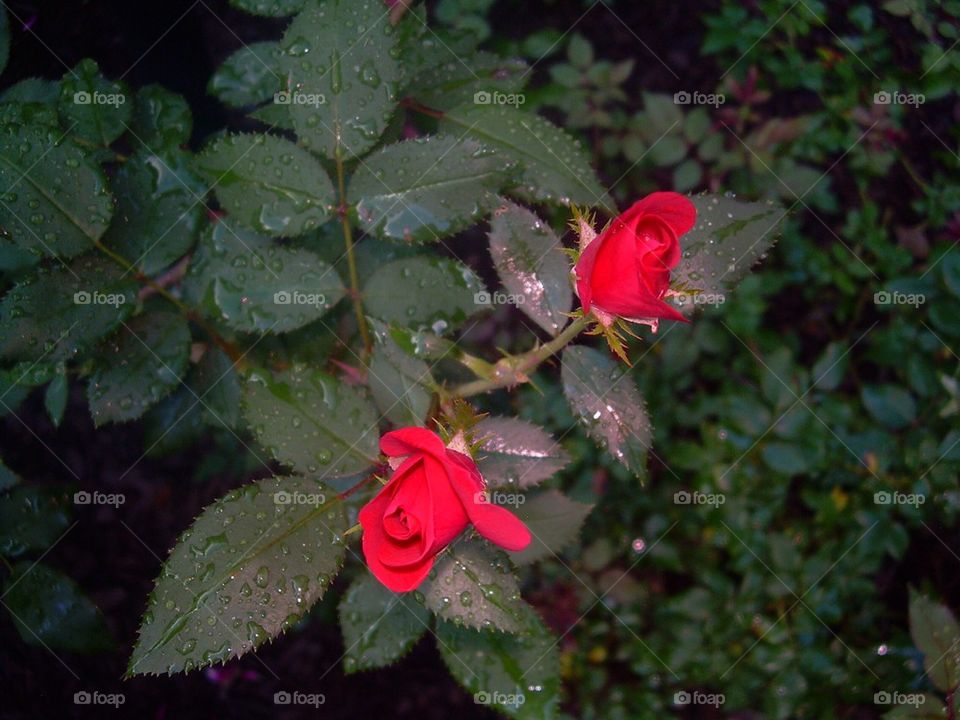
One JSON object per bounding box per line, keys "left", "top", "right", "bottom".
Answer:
{"left": 337, "top": 465, "right": 386, "bottom": 501}
{"left": 92, "top": 240, "right": 247, "bottom": 369}
{"left": 450, "top": 314, "right": 590, "bottom": 398}
{"left": 335, "top": 150, "right": 372, "bottom": 359}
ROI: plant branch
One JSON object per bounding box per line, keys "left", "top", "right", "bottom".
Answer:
{"left": 450, "top": 314, "right": 590, "bottom": 398}
{"left": 335, "top": 150, "right": 372, "bottom": 359}
{"left": 92, "top": 240, "right": 246, "bottom": 369}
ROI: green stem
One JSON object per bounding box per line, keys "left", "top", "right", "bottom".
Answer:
{"left": 451, "top": 315, "right": 590, "bottom": 398}
{"left": 0, "top": 553, "right": 12, "bottom": 573}
{"left": 92, "top": 240, "right": 246, "bottom": 369}
{"left": 335, "top": 151, "right": 372, "bottom": 359}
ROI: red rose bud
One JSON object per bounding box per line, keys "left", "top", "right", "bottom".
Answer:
{"left": 359, "top": 427, "right": 531, "bottom": 592}
{"left": 574, "top": 192, "right": 696, "bottom": 331}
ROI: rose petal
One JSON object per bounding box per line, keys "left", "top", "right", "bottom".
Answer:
{"left": 630, "top": 191, "right": 696, "bottom": 238}
{"left": 446, "top": 451, "right": 532, "bottom": 552}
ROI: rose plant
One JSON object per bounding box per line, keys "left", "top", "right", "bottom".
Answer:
{"left": 0, "top": 0, "right": 782, "bottom": 715}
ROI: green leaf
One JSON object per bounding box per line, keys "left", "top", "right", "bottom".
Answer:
{"left": 0, "top": 455, "right": 19, "bottom": 490}
{"left": 128, "top": 475, "right": 347, "bottom": 675}
{"left": 909, "top": 591, "right": 960, "bottom": 693}
{"left": 243, "top": 365, "right": 380, "bottom": 477}
{"left": 44, "top": 371, "right": 69, "bottom": 427}
{"left": 193, "top": 347, "right": 242, "bottom": 430}
{"left": 436, "top": 602, "right": 561, "bottom": 719}
{"left": 4, "top": 562, "right": 113, "bottom": 653}
{"left": 417, "top": 536, "right": 525, "bottom": 632}
{"left": 276, "top": 0, "right": 401, "bottom": 158}
{"left": 364, "top": 256, "right": 485, "bottom": 334}
{"left": 368, "top": 320, "right": 434, "bottom": 427}
{"left": 473, "top": 416, "right": 570, "bottom": 489}
{"left": 862, "top": 384, "right": 917, "bottom": 430}
{"left": 130, "top": 84, "right": 192, "bottom": 149}
{"left": 672, "top": 158, "right": 702, "bottom": 192}
{"left": 351, "top": 135, "right": 518, "bottom": 244}
{"left": 508, "top": 490, "right": 593, "bottom": 566}
{"left": 761, "top": 442, "right": 809, "bottom": 475}
{"left": 1, "top": 78, "right": 60, "bottom": 104}
{"left": 0, "top": 125, "right": 114, "bottom": 257}
{"left": 0, "top": 485, "right": 71, "bottom": 558}
{"left": 229, "top": 0, "right": 306, "bottom": 17}
{"left": 338, "top": 572, "right": 430, "bottom": 673}
{"left": 186, "top": 220, "right": 345, "bottom": 334}
{"left": 208, "top": 42, "right": 282, "bottom": 108}
{"left": 194, "top": 133, "right": 335, "bottom": 238}
{"left": 57, "top": 58, "right": 131, "bottom": 146}
{"left": 488, "top": 200, "right": 573, "bottom": 334}
{"left": 87, "top": 312, "right": 191, "bottom": 426}
{"left": 441, "top": 104, "right": 611, "bottom": 210}
{"left": 669, "top": 193, "right": 782, "bottom": 313}
{"left": 103, "top": 149, "right": 205, "bottom": 274}
{"left": 403, "top": 51, "right": 528, "bottom": 113}
{"left": 0, "top": 254, "right": 137, "bottom": 363}
{"left": 562, "top": 345, "right": 651, "bottom": 475}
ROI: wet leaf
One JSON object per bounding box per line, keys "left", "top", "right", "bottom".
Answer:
{"left": 0, "top": 455, "right": 18, "bottom": 491}
{"left": 4, "top": 562, "right": 113, "bottom": 653}
{"left": 0, "top": 254, "right": 137, "bottom": 363}
{"left": 507, "top": 490, "right": 593, "bottom": 566}
{"left": 473, "top": 416, "right": 570, "bottom": 490}
{"left": 436, "top": 602, "right": 561, "bottom": 719}
{"left": 562, "top": 345, "right": 651, "bottom": 476}
{"left": 669, "top": 193, "right": 782, "bottom": 314}
{"left": 0, "top": 125, "right": 114, "bottom": 258}
{"left": 87, "top": 312, "right": 191, "bottom": 426}
{"left": 488, "top": 200, "right": 573, "bottom": 334}
{"left": 351, "top": 135, "right": 518, "bottom": 244}
{"left": 441, "top": 104, "right": 611, "bottom": 210}
{"left": 364, "top": 256, "right": 486, "bottom": 335}
{"left": 338, "top": 572, "right": 430, "bottom": 673}
{"left": 276, "top": 0, "right": 401, "bottom": 158}
{"left": 208, "top": 42, "right": 282, "bottom": 108}
{"left": 403, "top": 51, "right": 528, "bottom": 113}
{"left": 185, "top": 220, "right": 345, "bottom": 334}
{"left": 243, "top": 364, "right": 380, "bottom": 477}
{"left": 230, "top": 0, "right": 306, "bottom": 17}
{"left": 130, "top": 84, "right": 193, "bottom": 149}
{"left": 368, "top": 319, "right": 434, "bottom": 427}
{"left": 128, "top": 476, "right": 347, "bottom": 675}
{"left": 57, "top": 58, "right": 131, "bottom": 146}
{"left": 44, "top": 371, "right": 68, "bottom": 427}
{"left": 909, "top": 590, "right": 960, "bottom": 693}
{"left": 195, "top": 133, "right": 335, "bottom": 238}
{"left": 104, "top": 149, "right": 205, "bottom": 274}
{"left": 417, "top": 536, "right": 525, "bottom": 633}
{"left": 193, "top": 346, "right": 242, "bottom": 430}
{"left": 0, "top": 485, "right": 71, "bottom": 558}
